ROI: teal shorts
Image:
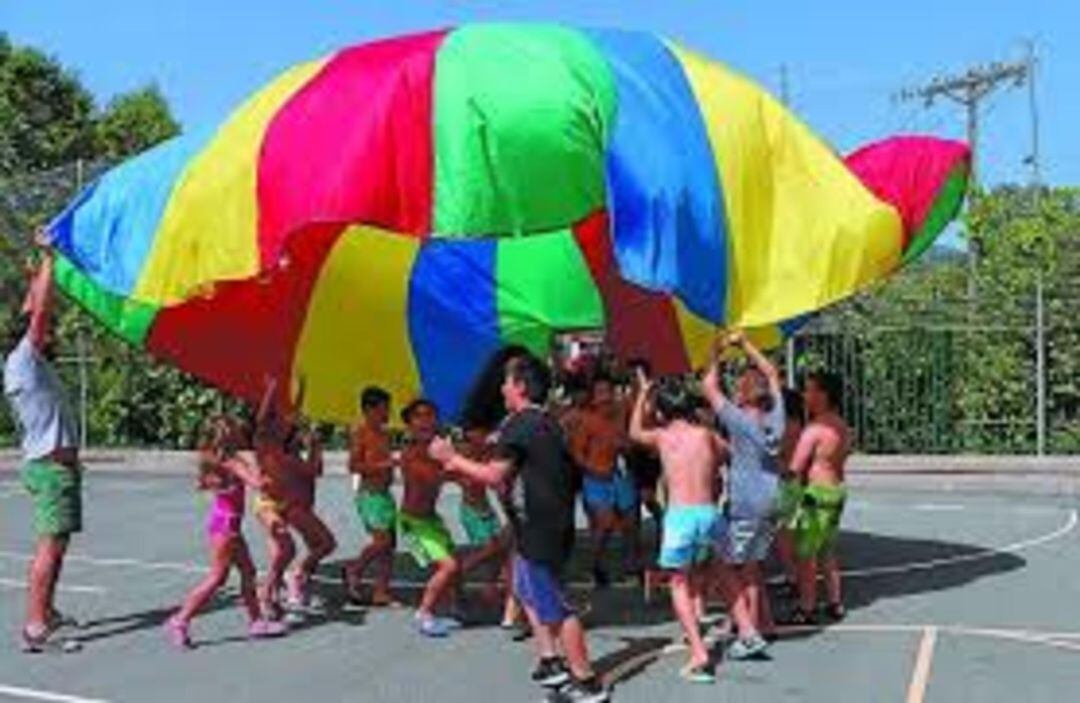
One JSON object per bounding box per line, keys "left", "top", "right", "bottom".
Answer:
{"left": 659, "top": 505, "right": 719, "bottom": 570}
{"left": 460, "top": 502, "right": 500, "bottom": 547}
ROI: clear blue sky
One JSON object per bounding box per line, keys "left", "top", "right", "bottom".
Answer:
{"left": 4, "top": 0, "right": 1078, "bottom": 188}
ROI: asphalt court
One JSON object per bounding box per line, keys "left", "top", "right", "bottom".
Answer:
{"left": 1, "top": 469, "right": 1079, "bottom": 703}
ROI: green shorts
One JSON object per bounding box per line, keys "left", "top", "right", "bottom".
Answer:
{"left": 459, "top": 502, "right": 500, "bottom": 547}
{"left": 793, "top": 484, "right": 847, "bottom": 559}
{"left": 355, "top": 489, "right": 397, "bottom": 534}
{"left": 22, "top": 460, "right": 83, "bottom": 537}
{"left": 776, "top": 478, "right": 804, "bottom": 528}
{"left": 398, "top": 512, "right": 454, "bottom": 568}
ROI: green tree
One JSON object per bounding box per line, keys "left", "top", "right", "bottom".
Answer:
{"left": 95, "top": 85, "right": 179, "bottom": 160}
{"left": 0, "top": 34, "right": 97, "bottom": 177}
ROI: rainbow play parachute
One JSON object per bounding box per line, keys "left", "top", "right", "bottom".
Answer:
{"left": 46, "top": 25, "right": 970, "bottom": 423}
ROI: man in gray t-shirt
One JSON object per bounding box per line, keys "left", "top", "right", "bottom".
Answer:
{"left": 2, "top": 235, "right": 83, "bottom": 653}
{"left": 702, "top": 331, "right": 784, "bottom": 659}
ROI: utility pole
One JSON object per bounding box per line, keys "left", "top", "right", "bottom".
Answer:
{"left": 779, "top": 63, "right": 798, "bottom": 388}
{"left": 898, "top": 57, "right": 1031, "bottom": 293}
{"left": 1022, "top": 40, "right": 1046, "bottom": 456}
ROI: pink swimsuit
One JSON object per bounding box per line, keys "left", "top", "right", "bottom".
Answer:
{"left": 207, "top": 480, "right": 245, "bottom": 538}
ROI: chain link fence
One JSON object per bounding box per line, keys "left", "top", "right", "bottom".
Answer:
{"left": 2, "top": 161, "right": 1078, "bottom": 454}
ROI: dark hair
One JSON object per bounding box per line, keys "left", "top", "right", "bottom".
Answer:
{"left": 506, "top": 354, "right": 551, "bottom": 405}
{"left": 461, "top": 345, "right": 531, "bottom": 428}
{"left": 360, "top": 386, "right": 391, "bottom": 411}
{"left": 654, "top": 378, "right": 695, "bottom": 422}
{"left": 590, "top": 372, "right": 615, "bottom": 391}
{"left": 401, "top": 398, "right": 437, "bottom": 424}
{"left": 806, "top": 370, "right": 843, "bottom": 410}
{"left": 782, "top": 387, "right": 805, "bottom": 424}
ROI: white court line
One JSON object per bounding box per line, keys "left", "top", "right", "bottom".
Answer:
{"left": 840, "top": 509, "right": 1078, "bottom": 579}
{"left": 0, "top": 509, "right": 1074, "bottom": 591}
{"left": 0, "top": 685, "right": 110, "bottom": 703}
{"left": 0, "top": 578, "right": 105, "bottom": 594}
{"left": 905, "top": 627, "right": 938, "bottom": 703}
{"left": 911, "top": 504, "right": 965, "bottom": 512}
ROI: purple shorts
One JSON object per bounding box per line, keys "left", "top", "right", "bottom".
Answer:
{"left": 512, "top": 556, "right": 574, "bottom": 625}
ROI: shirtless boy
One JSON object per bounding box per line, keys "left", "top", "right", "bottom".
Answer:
{"left": 457, "top": 424, "right": 511, "bottom": 608}
{"left": 789, "top": 371, "right": 851, "bottom": 623}
{"left": 629, "top": 372, "right": 726, "bottom": 684}
{"left": 398, "top": 399, "right": 461, "bottom": 637}
{"left": 343, "top": 386, "right": 400, "bottom": 606}
{"left": 574, "top": 375, "right": 638, "bottom": 586}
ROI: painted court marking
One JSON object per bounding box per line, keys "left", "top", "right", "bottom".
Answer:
{"left": 0, "top": 578, "right": 105, "bottom": 595}
{"left": 0, "top": 684, "right": 110, "bottom": 703}
{"left": 905, "top": 627, "right": 938, "bottom": 703}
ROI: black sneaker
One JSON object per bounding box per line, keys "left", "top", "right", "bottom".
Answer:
{"left": 531, "top": 657, "right": 571, "bottom": 689}
{"left": 550, "top": 677, "right": 610, "bottom": 703}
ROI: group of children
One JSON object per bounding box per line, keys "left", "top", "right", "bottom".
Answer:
{"left": 167, "top": 331, "right": 851, "bottom": 699}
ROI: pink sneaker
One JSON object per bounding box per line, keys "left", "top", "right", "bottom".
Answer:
{"left": 164, "top": 617, "right": 192, "bottom": 650}
{"left": 248, "top": 619, "right": 288, "bottom": 639}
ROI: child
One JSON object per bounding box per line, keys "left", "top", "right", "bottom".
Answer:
{"left": 789, "top": 371, "right": 851, "bottom": 624}
{"left": 431, "top": 352, "right": 610, "bottom": 702}
{"left": 281, "top": 421, "right": 336, "bottom": 611}
{"left": 456, "top": 424, "right": 512, "bottom": 612}
{"left": 625, "top": 359, "right": 665, "bottom": 557}
{"left": 251, "top": 379, "right": 299, "bottom": 622}
{"left": 701, "top": 332, "right": 785, "bottom": 660}
{"left": 629, "top": 372, "right": 726, "bottom": 684}
{"left": 398, "top": 399, "right": 461, "bottom": 637}
{"left": 165, "top": 417, "right": 286, "bottom": 648}
{"left": 343, "top": 386, "right": 400, "bottom": 606}
{"left": 574, "top": 374, "right": 638, "bottom": 587}
{"left": 773, "top": 388, "right": 806, "bottom": 594}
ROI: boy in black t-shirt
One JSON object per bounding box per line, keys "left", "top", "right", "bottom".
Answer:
{"left": 430, "top": 353, "right": 610, "bottom": 703}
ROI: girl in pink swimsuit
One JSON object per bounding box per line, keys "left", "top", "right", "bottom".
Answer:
{"left": 165, "top": 417, "right": 287, "bottom": 649}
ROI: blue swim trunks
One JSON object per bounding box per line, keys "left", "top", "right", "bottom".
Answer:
{"left": 582, "top": 464, "right": 638, "bottom": 516}
{"left": 659, "top": 504, "right": 720, "bottom": 570}
{"left": 512, "top": 556, "right": 575, "bottom": 625}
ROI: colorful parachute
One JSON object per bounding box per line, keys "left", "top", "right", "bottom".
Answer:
{"left": 46, "top": 25, "right": 970, "bottom": 423}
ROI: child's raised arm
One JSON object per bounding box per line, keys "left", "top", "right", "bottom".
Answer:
{"left": 628, "top": 369, "right": 659, "bottom": 449}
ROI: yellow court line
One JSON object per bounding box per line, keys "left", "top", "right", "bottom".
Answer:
{"left": 906, "top": 627, "right": 938, "bottom": 703}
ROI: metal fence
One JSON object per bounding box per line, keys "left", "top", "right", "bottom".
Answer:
{"left": 787, "top": 284, "right": 1078, "bottom": 455}
{"left": 2, "top": 161, "right": 1078, "bottom": 454}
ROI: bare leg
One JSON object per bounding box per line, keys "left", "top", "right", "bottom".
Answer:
{"left": 522, "top": 603, "right": 558, "bottom": 659}
{"left": 797, "top": 557, "right": 819, "bottom": 613}
{"left": 175, "top": 536, "right": 234, "bottom": 623}
{"left": 589, "top": 510, "right": 616, "bottom": 583}
{"left": 25, "top": 535, "right": 69, "bottom": 631}
{"left": 346, "top": 530, "right": 393, "bottom": 586}
{"left": 418, "top": 557, "right": 459, "bottom": 616}
{"left": 670, "top": 571, "right": 709, "bottom": 667}
{"left": 775, "top": 529, "right": 798, "bottom": 585}
{"left": 554, "top": 616, "right": 595, "bottom": 681}
{"left": 714, "top": 563, "right": 755, "bottom": 638}
{"left": 745, "top": 562, "right": 774, "bottom": 635}
{"left": 233, "top": 538, "right": 262, "bottom": 622}
{"left": 257, "top": 512, "right": 296, "bottom": 614}
{"left": 287, "top": 507, "right": 337, "bottom": 588}
{"left": 824, "top": 554, "right": 842, "bottom": 606}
